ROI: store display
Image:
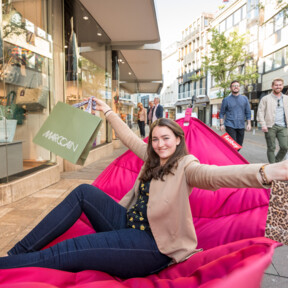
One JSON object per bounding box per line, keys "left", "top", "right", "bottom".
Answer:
{"left": 0, "top": 108, "right": 17, "bottom": 143}
{"left": 16, "top": 71, "right": 48, "bottom": 111}
{"left": 16, "top": 85, "right": 48, "bottom": 111}
{"left": 0, "top": 141, "right": 23, "bottom": 178}
{"left": 0, "top": 62, "right": 21, "bottom": 84}
{"left": 0, "top": 91, "right": 26, "bottom": 125}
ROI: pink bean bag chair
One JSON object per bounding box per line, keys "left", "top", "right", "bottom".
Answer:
{"left": 0, "top": 115, "right": 278, "bottom": 288}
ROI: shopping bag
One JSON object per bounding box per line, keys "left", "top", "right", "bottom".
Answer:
{"left": 265, "top": 180, "right": 288, "bottom": 245}
{"left": 0, "top": 109, "right": 17, "bottom": 143}
{"left": 16, "top": 86, "right": 48, "bottom": 111}
{"left": 16, "top": 72, "right": 48, "bottom": 111}
{"left": 33, "top": 101, "right": 102, "bottom": 165}
{"left": 221, "top": 133, "right": 242, "bottom": 150}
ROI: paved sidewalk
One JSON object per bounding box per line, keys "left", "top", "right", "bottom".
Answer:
{"left": 0, "top": 125, "right": 287, "bottom": 287}
{"left": 0, "top": 144, "right": 128, "bottom": 256}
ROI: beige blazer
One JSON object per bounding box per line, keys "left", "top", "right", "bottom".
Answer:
{"left": 138, "top": 108, "right": 147, "bottom": 123}
{"left": 257, "top": 93, "right": 288, "bottom": 128}
{"left": 106, "top": 112, "right": 264, "bottom": 263}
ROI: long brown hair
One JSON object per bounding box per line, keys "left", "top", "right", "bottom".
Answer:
{"left": 139, "top": 118, "right": 189, "bottom": 182}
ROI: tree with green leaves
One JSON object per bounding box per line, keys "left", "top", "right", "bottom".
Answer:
{"left": 203, "top": 29, "right": 258, "bottom": 98}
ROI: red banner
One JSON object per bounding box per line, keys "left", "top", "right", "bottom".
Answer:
{"left": 221, "top": 133, "right": 242, "bottom": 150}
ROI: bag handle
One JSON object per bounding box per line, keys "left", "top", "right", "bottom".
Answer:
{"left": 6, "top": 91, "right": 16, "bottom": 106}
{"left": 73, "top": 97, "right": 96, "bottom": 113}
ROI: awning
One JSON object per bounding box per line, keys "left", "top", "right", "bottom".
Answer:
{"left": 119, "top": 101, "right": 135, "bottom": 107}
{"left": 79, "top": 0, "right": 162, "bottom": 94}
{"left": 195, "top": 95, "right": 209, "bottom": 104}
{"left": 210, "top": 98, "right": 223, "bottom": 105}
{"left": 174, "top": 100, "right": 192, "bottom": 106}
{"left": 163, "top": 104, "right": 176, "bottom": 109}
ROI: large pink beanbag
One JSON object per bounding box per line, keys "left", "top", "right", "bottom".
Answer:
{"left": 0, "top": 116, "right": 277, "bottom": 288}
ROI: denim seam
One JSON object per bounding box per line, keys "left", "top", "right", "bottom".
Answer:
{"left": 26, "top": 203, "right": 80, "bottom": 251}
{"left": 83, "top": 199, "right": 124, "bottom": 230}
{"left": 6, "top": 247, "right": 162, "bottom": 269}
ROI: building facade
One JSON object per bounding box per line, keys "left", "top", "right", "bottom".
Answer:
{"left": 259, "top": 0, "right": 288, "bottom": 97}
{"left": 0, "top": 0, "right": 162, "bottom": 205}
{"left": 177, "top": 13, "right": 213, "bottom": 123}
{"left": 160, "top": 42, "right": 178, "bottom": 120}
{"left": 207, "top": 0, "right": 260, "bottom": 127}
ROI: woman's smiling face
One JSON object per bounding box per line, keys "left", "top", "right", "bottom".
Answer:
{"left": 151, "top": 126, "right": 180, "bottom": 165}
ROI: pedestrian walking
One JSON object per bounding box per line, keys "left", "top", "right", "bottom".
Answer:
{"left": 147, "top": 101, "right": 154, "bottom": 129}
{"left": 257, "top": 78, "right": 288, "bottom": 163}
{"left": 137, "top": 102, "right": 147, "bottom": 138}
{"left": 219, "top": 80, "right": 251, "bottom": 147}
{"left": 152, "top": 97, "right": 163, "bottom": 123}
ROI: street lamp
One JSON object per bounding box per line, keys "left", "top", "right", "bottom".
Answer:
{"left": 248, "top": 84, "right": 253, "bottom": 103}
{"left": 247, "top": 84, "right": 255, "bottom": 134}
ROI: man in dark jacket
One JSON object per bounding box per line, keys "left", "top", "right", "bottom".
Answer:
{"left": 152, "top": 97, "right": 163, "bottom": 123}
{"left": 219, "top": 80, "right": 251, "bottom": 147}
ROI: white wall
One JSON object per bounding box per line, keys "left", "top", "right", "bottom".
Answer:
{"left": 160, "top": 42, "right": 179, "bottom": 107}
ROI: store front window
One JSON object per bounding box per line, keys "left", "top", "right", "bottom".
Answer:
{"left": 64, "top": 0, "right": 112, "bottom": 148}
{"left": 0, "top": 0, "right": 53, "bottom": 183}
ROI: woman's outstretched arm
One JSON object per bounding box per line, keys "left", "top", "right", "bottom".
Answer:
{"left": 93, "top": 98, "right": 147, "bottom": 160}
{"left": 185, "top": 157, "right": 288, "bottom": 191}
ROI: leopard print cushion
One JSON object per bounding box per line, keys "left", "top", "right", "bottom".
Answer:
{"left": 265, "top": 180, "right": 288, "bottom": 245}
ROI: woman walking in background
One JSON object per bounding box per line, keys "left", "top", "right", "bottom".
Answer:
{"left": 137, "top": 102, "right": 147, "bottom": 138}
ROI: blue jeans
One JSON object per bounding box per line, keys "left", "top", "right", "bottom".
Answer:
{"left": 138, "top": 120, "right": 145, "bottom": 137}
{"left": 225, "top": 126, "right": 245, "bottom": 147}
{"left": 3, "top": 184, "right": 171, "bottom": 278}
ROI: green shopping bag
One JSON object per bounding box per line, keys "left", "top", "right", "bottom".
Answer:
{"left": 33, "top": 101, "right": 102, "bottom": 165}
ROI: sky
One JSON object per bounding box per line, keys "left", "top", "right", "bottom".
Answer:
{"left": 155, "top": 0, "right": 224, "bottom": 49}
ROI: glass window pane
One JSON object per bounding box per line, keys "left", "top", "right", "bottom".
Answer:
{"left": 64, "top": 0, "right": 110, "bottom": 146}
{"left": 265, "top": 54, "right": 273, "bottom": 72}
{"left": 234, "top": 9, "right": 241, "bottom": 25}
{"left": 1, "top": 0, "right": 53, "bottom": 178}
{"left": 274, "top": 50, "right": 283, "bottom": 69}
{"left": 219, "top": 21, "right": 226, "bottom": 33}
{"left": 266, "top": 20, "right": 274, "bottom": 38}
{"left": 242, "top": 4, "right": 247, "bottom": 19}
{"left": 227, "top": 15, "right": 233, "bottom": 29}
{"left": 275, "top": 11, "right": 284, "bottom": 31}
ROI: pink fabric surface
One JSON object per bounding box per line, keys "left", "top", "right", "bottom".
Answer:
{"left": 0, "top": 116, "right": 275, "bottom": 287}
{"left": 93, "top": 117, "right": 270, "bottom": 249}
{"left": 0, "top": 238, "right": 279, "bottom": 288}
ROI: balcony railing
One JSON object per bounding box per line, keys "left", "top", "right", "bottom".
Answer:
{"left": 195, "top": 88, "right": 206, "bottom": 97}
{"left": 178, "top": 91, "right": 192, "bottom": 99}
{"left": 178, "top": 88, "right": 207, "bottom": 99}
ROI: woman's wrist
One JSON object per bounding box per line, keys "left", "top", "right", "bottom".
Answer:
{"left": 259, "top": 164, "right": 271, "bottom": 185}
{"left": 103, "top": 109, "right": 112, "bottom": 116}
{"left": 263, "top": 162, "right": 288, "bottom": 184}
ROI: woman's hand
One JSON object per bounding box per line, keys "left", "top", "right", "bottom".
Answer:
{"left": 91, "top": 97, "right": 111, "bottom": 114}
{"left": 264, "top": 160, "right": 288, "bottom": 183}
